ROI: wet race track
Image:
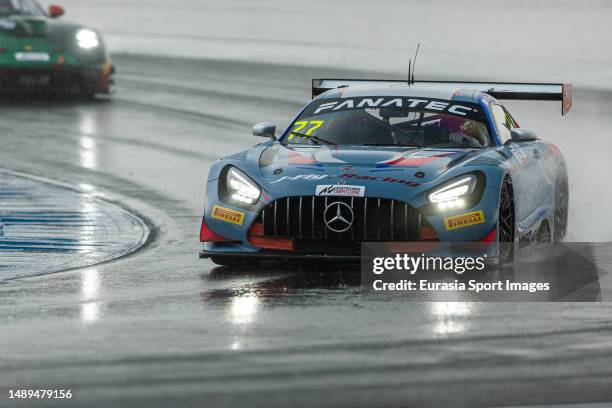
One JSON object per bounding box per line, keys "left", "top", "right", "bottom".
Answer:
{"left": 0, "top": 53, "right": 611, "bottom": 407}
{"left": 0, "top": 170, "right": 148, "bottom": 281}
{"left": 2, "top": 0, "right": 612, "bottom": 405}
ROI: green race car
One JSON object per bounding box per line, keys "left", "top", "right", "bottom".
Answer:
{"left": 0, "top": 0, "right": 114, "bottom": 96}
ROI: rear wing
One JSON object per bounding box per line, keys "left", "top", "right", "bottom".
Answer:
{"left": 312, "top": 79, "right": 573, "bottom": 115}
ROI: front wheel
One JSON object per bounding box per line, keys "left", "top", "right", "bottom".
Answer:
{"left": 498, "top": 176, "right": 515, "bottom": 265}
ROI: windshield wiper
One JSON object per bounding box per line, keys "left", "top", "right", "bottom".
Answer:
{"left": 288, "top": 131, "right": 337, "bottom": 146}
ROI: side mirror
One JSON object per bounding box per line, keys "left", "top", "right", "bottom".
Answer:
{"left": 505, "top": 128, "right": 538, "bottom": 145}
{"left": 49, "top": 5, "right": 65, "bottom": 18}
{"left": 252, "top": 122, "right": 276, "bottom": 140}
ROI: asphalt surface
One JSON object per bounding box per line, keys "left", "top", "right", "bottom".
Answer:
{"left": 1, "top": 54, "right": 612, "bottom": 407}
{"left": 0, "top": 170, "right": 148, "bottom": 281}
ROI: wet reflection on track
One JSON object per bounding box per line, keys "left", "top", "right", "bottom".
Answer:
{"left": 200, "top": 263, "right": 361, "bottom": 350}
{"left": 197, "top": 243, "right": 609, "bottom": 348}
{"left": 429, "top": 302, "right": 474, "bottom": 336}
{"left": 80, "top": 268, "right": 101, "bottom": 324}
{"left": 203, "top": 262, "right": 361, "bottom": 299}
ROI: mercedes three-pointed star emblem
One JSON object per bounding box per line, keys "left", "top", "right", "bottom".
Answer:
{"left": 323, "top": 202, "right": 354, "bottom": 233}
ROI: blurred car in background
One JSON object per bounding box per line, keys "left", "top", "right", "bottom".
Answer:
{"left": 0, "top": 0, "right": 113, "bottom": 97}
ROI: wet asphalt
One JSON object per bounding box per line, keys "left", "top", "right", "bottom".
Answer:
{"left": 0, "top": 170, "right": 148, "bottom": 281}
{"left": 1, "top": 54, "right": 612, "bottom": 407}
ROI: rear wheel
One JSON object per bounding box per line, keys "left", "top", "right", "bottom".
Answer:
{"left": 498, "top": 176, "right": 515, "bottom": 265}
{"left": 553, "top": 174, "right": 569, "bottom": 242}
{"left": 537, "top": 221, "right": 551, "bottom": 243}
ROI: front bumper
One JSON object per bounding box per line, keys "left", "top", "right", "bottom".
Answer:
{"left": 0, "top": 65, "right": 113, "bottom": 94}
{"left": 200, "top": 246, "right": 501, "bottom": 266}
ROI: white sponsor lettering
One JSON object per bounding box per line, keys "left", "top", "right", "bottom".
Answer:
{"left": 425, "top": 101, "right": 449, "bottom": 111}
{"left": 314, "top": 102, "right": 338, "bottom": 114}
{"left": 357, "top": 98, "right": 384, "bottom": 108}
{"left": 271, "top": 174, "right": 330, "bottom": 183}
{"left": 406, "top": 98, "right": 429, "bottom": 108}
{"left": 313, "top": 97, "right": 477, "bottom": 118}
{"left": 316, "top": 184, "right": 366, "bottom": 197}
{"left": 447, "top": 104, "right": 472, "bottom": 116}
{"left": 380, "top": 98, "right": 403, "bottom": 107}
{"left": 333, "top": 100, "right": 355, "bottom": 110}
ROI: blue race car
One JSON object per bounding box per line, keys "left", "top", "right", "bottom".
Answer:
{"left": 199, "top": 78, "right": 572, "bottom": 266}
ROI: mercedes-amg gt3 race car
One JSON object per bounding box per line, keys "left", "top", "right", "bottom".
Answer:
{"left": 200, "top": 78, "right": 572, "bottom": 266}
{"left": 0, "top": 0, "right": 113, "bottom": 96}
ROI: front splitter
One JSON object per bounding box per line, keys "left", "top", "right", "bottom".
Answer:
{"left": 199, "top": 249, "right": 361, "bottom": 262}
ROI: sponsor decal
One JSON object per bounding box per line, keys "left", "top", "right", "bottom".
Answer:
{"left": 211, "top": 205, "right": 244, "bottom": 226}
{"left": 288, "top": 120, "right": 325, "bottom": 140}
{"left": 0, "top": 19, "right": 16, "bottom": 30}
{"left": 15, "top": 52, "right": 50, "bottom": 62}
{"left": 311, "top": 97, "right": 478, "bottom": 119}
{"left": 444, "top": 210, "right": 485, "bottom": 231}
{"left": 270, "top": 174, "right": 331, "bottom": 183}
{"left": 316, "top": 184, "right": 365, "bottom": 197}
{"left": 378, "top": 151, "right": 454, "bottom": 168}
{"left": 340, "top": 173, "right": 421, "bottom": 187}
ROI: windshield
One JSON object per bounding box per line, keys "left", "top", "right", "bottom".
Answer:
{"left": 0, "top": 0, "right": 44, "bottom": 16}
{"left": 284, "top": 96, "right": 492, "bottom": 148}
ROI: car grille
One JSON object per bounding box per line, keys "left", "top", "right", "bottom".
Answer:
{"left": 254, "top": 196, "right": 421, "bottom": 244}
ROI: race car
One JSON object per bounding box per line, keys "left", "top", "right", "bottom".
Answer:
{"left": 199, "top": 78, "right": 572, "bottom": 266}
{"left": 0, "top": 0, "right": 113, "bottom": 96}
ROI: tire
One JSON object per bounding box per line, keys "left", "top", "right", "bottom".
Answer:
{"left": 536, "top": 221, "right": 551, "bottom": 243}
{"left": 210, "top": 256, "right": 252, "bottom": 267}
{"left": 498, "top": 176, "right": 515, "bottom": 265}
{"left": 553, "top": 174, "right": 569, "bottom": 242}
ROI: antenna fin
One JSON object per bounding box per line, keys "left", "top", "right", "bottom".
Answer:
{"left": 408, "top": 58, "right": 412, "bottom": 86}
{"left": 411, "top": 43, "right": 421, "bottom": 85}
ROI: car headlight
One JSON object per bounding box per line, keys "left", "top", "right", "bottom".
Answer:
{"left": 428, "top": 174, "right": 477, "bottom": 210}
{"left": 225, "top": 167, "right": 261, "bottom": 206}
{"left": 76, "top": 29, "right": 99, "bottom": 49}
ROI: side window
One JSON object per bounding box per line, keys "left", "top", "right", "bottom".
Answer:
{"left": 491, "top": 104, "right": 512, "bottom": 144}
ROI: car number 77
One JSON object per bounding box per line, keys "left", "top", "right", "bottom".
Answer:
{"left": 288, "top": 120, "right": 324, "bottom": 140}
